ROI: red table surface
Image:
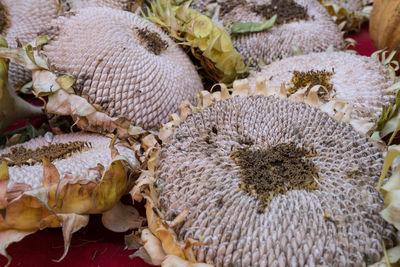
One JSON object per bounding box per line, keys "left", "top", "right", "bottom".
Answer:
{"left": 0, "top": 25, "right": 378, "bottom": 267}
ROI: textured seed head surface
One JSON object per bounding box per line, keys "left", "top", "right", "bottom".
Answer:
{"left": 190, "top": 0, "right": 345, "bottom": 67}
{"left": 157, "top": 96, "right": 396, "bottom": 266}
{"left": 42, "top": 7, "right": 203, "bottom": 130}
{"left": 0, "top": 132, "right": 137, "bottom": 189}
{"left": 1, "top": 0, "right": 136, "bottom": 89}
{"left": 248, "top": 51, "right": 395, "bottom": 123}
{"left": 2, "top": 0, "right": 59, "bottom": 89}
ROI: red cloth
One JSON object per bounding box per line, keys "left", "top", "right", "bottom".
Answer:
{"left": 0, "top": 25, "right": 377, "bottom": 267}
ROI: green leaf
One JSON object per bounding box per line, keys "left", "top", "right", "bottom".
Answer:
{"left": 0, "top": 122, "right": 49, "bottom": 146}
{"left": 231, "top": 15, "right": 277, "bottom": 34}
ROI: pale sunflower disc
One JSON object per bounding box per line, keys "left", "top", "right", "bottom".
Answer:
{"left": 1, "top": 132, "right": 137, "bottom": 189}
{"left": 39, "top": 7, "right": 203, "bottom": 131}
{"left": 190, "top": 0, "right": 345, "bottom": 67}
{"left": 247, "top": 51, "right": 395, "bottom": 126}
{"left": 0, "top": 0, "right": 137, "bottom": 90}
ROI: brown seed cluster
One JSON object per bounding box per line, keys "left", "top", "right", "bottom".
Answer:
{"left": 134, "top": 27, "right": 168, "bottom": 55}
{"left": 1, "top": 141, "right": 91, "bottom": 166}
{"left": 219, "top": 0, "right": 243, "bottom": 17}
{"left": 218, "top": 0, "right": 309, "bottom": 25}
{"left": 231, "top": 143, "right": 319, "bottom": 211}
{"left": 288, "top": 69, "right": 335, "bottom": 99}
{"left": 0, "top": 1, "right": 9, "bottom": 34}
{"left": 252, "top": 0, "right": 309, "bottom": 25}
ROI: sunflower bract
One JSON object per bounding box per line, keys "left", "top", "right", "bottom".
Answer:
{"left": 144, "top": 0, "right": 247, "bottom": 84}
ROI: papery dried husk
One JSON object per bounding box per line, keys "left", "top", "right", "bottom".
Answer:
{"left": 318, "top": 0, "right": 373, "bottom": 32}
{"left": 0, "top": 132, "right": 141, "bottom": 265}
{"left": 144, "top": 0, "right": 247, "bottom": 84}
{"left": 375, "top": 145, "right": 400, "bottom": 266}
{"left": 0, "top": 7, "right": 203, "bottom": 137}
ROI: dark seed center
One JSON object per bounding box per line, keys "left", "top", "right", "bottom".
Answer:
{"left": 1, "top": 141, "right": 92, "bottom": 166}
{"left": 0, "top": 1, "right": 9, "bottom": 35}
{"left": 231, "top": 142, "right": 319, "bottom": 212}
{"left": 288, "top": 69, "right": 335, "bottom": 99}
{"left": 134, "top": 27, "right": 168, "bottom": 55}
{"left": 252, "top": 0, "right": 309, "bottom": 25}
{"left": 219, "top": 0, "right": 308, "bottom": 25}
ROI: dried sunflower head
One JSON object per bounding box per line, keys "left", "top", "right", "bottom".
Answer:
{"left": 243, "top": 51, "right": 397, "bottom": 135}
{"left": 0, "top": 0, "right": 138, "bottom": 92}
{"left": 318, "top": 0, "right": 373, "bottom": 32}
{"left": 189, "top": 0, "right": 345, "bottom": 68}
{"left": 0, "top": 7, "right": 203, "bottom": 137}
{"left": 145, "top": 95, "right": 396, "bottom": 266}
{"left": 0, "top": 132, "right": 139, "bottom": 264}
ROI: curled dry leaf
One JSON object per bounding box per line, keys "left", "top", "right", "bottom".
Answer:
{"left": 144, "top": 0, "right": 246, "bottom": 84}
{"left": 0, "top": 230, "right": 35, "bottom": 267}
{"left": 319, "top": 0, "right": 373, "bottom": 32}
{"left": 378, "top": 145, "right": 400, "bottom": 231}
{"left": 102, "top": 201, "right": 144, "bottom": 233}
{"left": 39, "top": 213, "right": 89, "bottom": 262}
{"left": 125, "top": 231, "right": 143, "bottom": 250}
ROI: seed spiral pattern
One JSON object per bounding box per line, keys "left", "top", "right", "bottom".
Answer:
{"left": 43, "top": 7, "right": 203, "bottom": 129}
{"left": 156, "top": 96, "right": 396, "bottom": 266}
{"left": 190, "top": 0, "right": 345, "bottom": 67}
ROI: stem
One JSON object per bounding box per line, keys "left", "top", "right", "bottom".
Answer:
{"left": 1, "top": 82, "right": 43, "bottom": 132}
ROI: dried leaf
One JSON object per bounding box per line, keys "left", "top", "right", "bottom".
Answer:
{"left": 0, "top": 160, "right": 9, "bottom": 209}
{"left": 2, "top": 194, "right": 53, "bottom": 230}
{"left": 232, "top": 79, "right": 250, "bottom": 96}
{"left": 6, "top": 183, "right": 31, "bottom": 202}
{"left": 141, "top": 228, "right": 166, "bottom": 265}
{"left": 129, "top": 246, "right": 155, "bottom": 265}
{"left": 56, "top": 74, "right": 75, "bottom": 90}
{"left": 54, "top": 179, "right": 98, "bottom": 214}
{"left": 42, "top": 158, "right": 61, "bottom": 187}
{"left": 102, "top": 202, "right": 144, "bottom": 232}
{"left": 125, "top": 231, "right": 143, "bottom": 250}
{"left": 378, "top": 145, "right": 400, "bottom": 191}
{"left": 0, "top": 230, "right": 35, "bottom": 267}
{"left": 88, "top": 159, "right": 128, "bottom": 213}
{"left": 40, "top": 213, "right": 89, "bottom": 262}
{"left": 380, "top": 189, "right": 400, "bottom": 230}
